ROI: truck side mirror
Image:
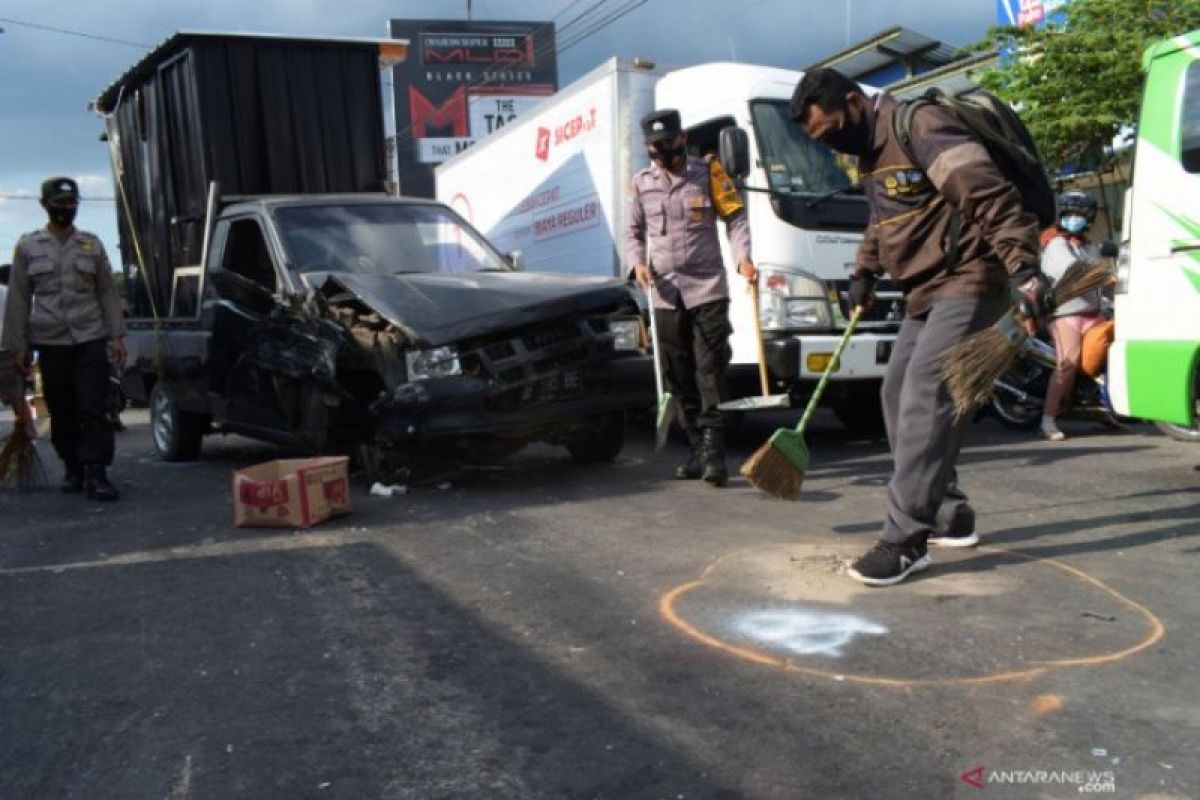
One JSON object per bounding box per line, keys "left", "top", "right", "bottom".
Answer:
{"left": 719, "top": 126, "right": 750, "bottom": 180}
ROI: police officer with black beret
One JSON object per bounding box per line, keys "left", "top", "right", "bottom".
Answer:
{"left": 625, "top": 109, "right": 756, "bottom": 486}
{"left": 1, "top": 177, "right": 126, "bottom": 500}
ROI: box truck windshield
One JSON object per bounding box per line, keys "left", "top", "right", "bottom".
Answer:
{"left": 750, "top": 100, "right": 863, "bottom": 199}
{"left": 276, "top": 203, "right": 512, "bottom": 276}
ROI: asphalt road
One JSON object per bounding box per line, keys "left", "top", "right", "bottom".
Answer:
{"left": 1, "top": 408, "right": 1197, "bottom": 799}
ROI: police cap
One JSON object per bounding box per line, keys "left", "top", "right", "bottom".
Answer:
{"left": 41, "top": 177, "right": 79, "bottom": 203}
{"left": 641, "top": 109, "right": 682, "bottom": 143}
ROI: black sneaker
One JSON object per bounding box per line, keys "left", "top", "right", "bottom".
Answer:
{"left": 928, "top": 530, "right": 979, "bottom": 548}
{"left": 847, "top": 540, "right": 931, "bottom": 586}
{"left": 931, "top": 504, "right": 978, "bottom": 547}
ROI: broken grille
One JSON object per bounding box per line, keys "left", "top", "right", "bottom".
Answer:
{"left": 464, "top": 317, "right": 615, "bottom": 394}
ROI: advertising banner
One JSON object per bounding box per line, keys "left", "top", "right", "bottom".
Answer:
{"left": 388, "top": 19, "right": 558, "bottom": 197}
{"left": 995, "top": 0, "right": 1070, "bottom": 28}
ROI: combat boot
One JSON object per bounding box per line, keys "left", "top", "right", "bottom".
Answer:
{"left": 701, "top": 427, "right": 727, "bottom": 487}
{"left": 61, "top": 462, "right": 84, "bottom": 494}
{"left": 674, "top": 428, "right": 703, "bottom": 480}
{"left": 83, "top": 464, "right": 119, "bottom": 502}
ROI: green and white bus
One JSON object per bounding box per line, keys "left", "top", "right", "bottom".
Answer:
{"left": 1110, "top": 30, "right": 1200, "bottom": 441}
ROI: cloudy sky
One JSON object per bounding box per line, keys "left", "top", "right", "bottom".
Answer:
{"left": 0, "top": 0, "right": 995, "bottom": 260}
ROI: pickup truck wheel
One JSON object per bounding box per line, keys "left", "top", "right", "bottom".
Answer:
{"left": 566, "top": 411, "right": 626, "bottom": 463}
{"left": 150, "top": 384, "right": 207, "bottom": 462}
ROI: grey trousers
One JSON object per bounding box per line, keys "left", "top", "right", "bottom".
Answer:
{"left": 880, "top": 296, "right": 1008, "bottom": 544}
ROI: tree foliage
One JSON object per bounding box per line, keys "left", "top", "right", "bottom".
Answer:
{"left": 969, "top": 0, "right": 1200, "bottom": 171}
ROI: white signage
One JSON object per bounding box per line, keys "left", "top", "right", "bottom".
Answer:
{"left": 467, "top": 94, "right": 544, "bottom": 137}
{"left": 418, "top": 137, "right": 477, "bottom": 163}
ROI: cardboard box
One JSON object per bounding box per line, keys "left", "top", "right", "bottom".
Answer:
{"left": 232, "top": 456, "right": 351, "bottom": 529}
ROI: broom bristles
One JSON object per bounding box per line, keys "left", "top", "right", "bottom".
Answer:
{"left": 942, "top": 326, "right": 1020, "bottom": 420}
{"left": 0, "top": 403, "right": 46, "bottom": 488}
{"left": 1053, "top": 257, "right": 1113, "bottom": 305}
{"left": 0, "top": 433, "right": 45, "bottom": 487}
{"left": 940, "top": 257, "right": 1115, "bottom": 419}
{"left": 740, "top": 441, "right": 805, "bottom": 500}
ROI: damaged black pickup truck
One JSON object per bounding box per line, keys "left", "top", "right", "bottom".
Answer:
{"left": 96, "top": 32, "right": 650, "bottom": 470}
{"left": 126, "top": 194, "right": 648, "bottom": 465}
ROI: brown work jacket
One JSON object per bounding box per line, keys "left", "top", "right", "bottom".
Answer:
{"left": 856, "top": 94, "right": 1040, "bottom": 316}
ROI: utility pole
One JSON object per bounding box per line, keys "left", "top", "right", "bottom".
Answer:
{"left": 467, "top": 0, "right": 472, "bottom": 21}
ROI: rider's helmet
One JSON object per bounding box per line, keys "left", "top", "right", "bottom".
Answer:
{"left": 1056, "top": 191, "right": 1098, "bottom": 234}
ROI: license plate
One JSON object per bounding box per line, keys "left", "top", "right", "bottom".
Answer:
{"left": 530, "top": 369, "right": 582, "bottom": 402}
{"left": 876, "top": 341, "right": 894, "bottom": 364}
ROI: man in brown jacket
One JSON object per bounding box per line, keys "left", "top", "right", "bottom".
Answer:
{"left": 2, "top": 178, "right": 126, "bottom": 500}
{"left": 791, "top": 69, "right": 1049, "bottom": 586}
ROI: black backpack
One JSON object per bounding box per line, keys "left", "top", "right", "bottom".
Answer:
{"left": 892, "top": 88, "right": 1056, "bottom": 229}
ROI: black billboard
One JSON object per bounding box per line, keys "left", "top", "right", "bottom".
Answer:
{"left": 388, "top": 19, "right": 558, "bottom": 198}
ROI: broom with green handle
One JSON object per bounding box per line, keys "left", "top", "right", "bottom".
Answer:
{"left": 741, "top": 306, "right": 864, "bottom": 500}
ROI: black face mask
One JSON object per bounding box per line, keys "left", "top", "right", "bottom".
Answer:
{"left": 48, "top": 207, "right": 77, "bottom": 227}
{"left": 821, "top": 104, "right": 873, "bottom": 157}
{"left": 651, "top": 142, "right": 686, "bottom": 165}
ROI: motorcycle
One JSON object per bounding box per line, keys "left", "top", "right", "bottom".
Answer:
{"left": 989, "top": 332, "right": 1122, "bottom": 431}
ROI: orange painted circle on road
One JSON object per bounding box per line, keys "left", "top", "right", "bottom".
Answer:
{"left": 658, "top": 544, "right": 1165, "bottom": 688}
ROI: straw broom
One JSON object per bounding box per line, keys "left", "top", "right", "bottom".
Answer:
{"left": 741, "top": 307, "right": 863, "bottom": 500}
{"left": 0, "top": 395, "right": 46, "bottom": 488}
{"left": 941, "top": 257, "right": 1114, "bottom": 420}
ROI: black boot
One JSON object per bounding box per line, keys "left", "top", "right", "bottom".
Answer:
{"left": 674, "top": 428, "right": 703, "bottom": 480}
{"left": 83, "top": 464, "right": 119, "bottom": 502}
{"left": 61, "top": 463, "right": 84, "bottom": 494}
{"left": 701, "top": 427, "right": 727, "bottom": 487}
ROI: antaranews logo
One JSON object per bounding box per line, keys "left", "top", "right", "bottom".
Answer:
{"left": 961, "top": 766, "right": 985, "bottom": 789}
{"left": 960, "top": 765, "right": 1116, "bottom": 793}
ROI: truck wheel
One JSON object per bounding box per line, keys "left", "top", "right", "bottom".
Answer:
{"left": 832, "top": 392, "right": 886, "bottom": 437}
{"left": 566, "top": 411, "right": 626, "bottom": 463}
{"left": 150, "top": 384, "right": 207, "bottom": 462}
{"left": 1150, "top": 370, "right": 1200, "bottom": 442}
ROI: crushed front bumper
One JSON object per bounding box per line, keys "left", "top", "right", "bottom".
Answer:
{"left": 371, "top": 353, "right": 652, "bottom": 442}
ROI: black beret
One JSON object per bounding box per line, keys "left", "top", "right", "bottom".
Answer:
{"left": 640, "top": 109, "right": 682, "bottom": 143}
{"left": 41, "top": 177, "right": 79, "bottom": 202}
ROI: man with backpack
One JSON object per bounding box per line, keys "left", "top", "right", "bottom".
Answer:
{"left": 790, "top": 68, "right": 1048, "bottom": 586}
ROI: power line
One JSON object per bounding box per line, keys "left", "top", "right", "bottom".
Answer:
{"left": 551, "top": 0, "right": 591, "bottom": 21}
{"left": 0, "top": 16, "right": 151, "bottom": 49}
{"left": 0, "top": 193, "right": 116, "bottom": 201}
{"left": 557, "top": 0, "right": 652, "bottom": 53}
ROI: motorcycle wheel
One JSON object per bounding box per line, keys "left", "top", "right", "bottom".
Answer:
{"left": 990, "top": 392, "right": 1041, "bottom": 431}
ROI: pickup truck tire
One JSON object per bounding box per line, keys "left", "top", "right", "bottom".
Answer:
{"left": 566, "top": 411, "right": 626, "bottom": 463}
{"left": 832, "top": 392, "right": 886, "bottom": 437}
{"left": 150, "top": 384, "right": 207, "bottom": 462}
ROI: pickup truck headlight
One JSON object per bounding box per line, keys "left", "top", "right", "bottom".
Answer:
{"left": 404, "top": 346, "right": 462, "bottom": 380}
{"left": 609, "top": 318, "right": 642, "bottom": 351}
{"left": 759, "top": 267, "right": 832, "bottom": 331}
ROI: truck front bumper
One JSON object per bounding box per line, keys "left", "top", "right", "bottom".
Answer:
{"left": 371, "top": 354, "right": 653, "bottom": 442}
{"left": 763, "top": 331, "right": 898, "bottom": 383}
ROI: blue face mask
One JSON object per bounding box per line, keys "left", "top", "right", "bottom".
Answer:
{"left": 1060, "top": 214, "right": 1088, "bottom": 234}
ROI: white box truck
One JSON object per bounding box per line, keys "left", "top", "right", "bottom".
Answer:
{"left": 435, "top": 57, "right": 903, "bottom": 432}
